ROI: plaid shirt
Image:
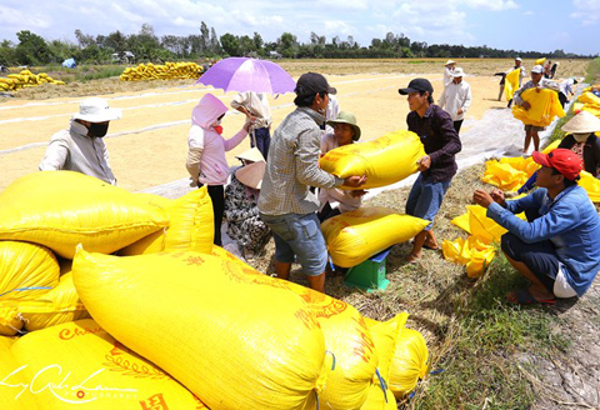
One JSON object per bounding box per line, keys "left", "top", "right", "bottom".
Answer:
{"left": 258, "top": 107, "right": 343, "bottom": 216}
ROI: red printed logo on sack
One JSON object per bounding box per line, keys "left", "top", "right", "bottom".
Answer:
{"left": 140, "top": 393, "right": 169, "bottom": 409}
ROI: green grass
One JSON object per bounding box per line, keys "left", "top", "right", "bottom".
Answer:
{"left": 584, "top": 57, "right": 600, "bottom": 84}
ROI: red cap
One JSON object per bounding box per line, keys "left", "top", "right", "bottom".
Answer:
{"left": 532, "top": 148, "right": 582, "bottom": 181}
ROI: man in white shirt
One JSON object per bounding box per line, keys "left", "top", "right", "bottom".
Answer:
{"left": 438, "top": 67, "right": 472, "bottom": 134}
{"left": 443, "top": 60, "right": 456, "bottom": 89}
{"left": 231, "top": 91, "right": 272, "bottom": 160}
{"left": 558, "top": 77, "right": 578, "bottom": 108}
{"left": 39, "top": 98, "right": 122, "bottom": 185}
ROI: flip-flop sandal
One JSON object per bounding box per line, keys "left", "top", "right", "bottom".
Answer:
{"left": 508, "top": 288, "right": 556, "bottom": 306}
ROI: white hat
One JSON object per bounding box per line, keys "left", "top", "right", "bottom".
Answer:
{"left": 72, "top": 98, "right": 122, "bottom": 123}
{"left": 445, "top": 60, "right": 456, "bottom": 66}
{"left": 531, "top": 65, "right": 544, "bottom": 74}
{"left": 451, "top": 67, "right": 466, "bottom": 77}
{"left": 235, "top": 161, "right": 266, "bottom": 190}
{"left": 562, "top": 111, "right": 600, "bottom": 134}
{"left": 235, "top": 147, "right": 265, "bottom": 163}
{"left": 515, "top": 57, "right": 522, "bottom": 61}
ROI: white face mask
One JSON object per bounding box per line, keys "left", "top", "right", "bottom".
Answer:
{"left": 573, "top": 133, "right": 589, "bottom": 142}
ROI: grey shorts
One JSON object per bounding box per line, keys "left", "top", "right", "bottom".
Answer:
{"left": 259, "top": 212, "right": 328, "bottom": 276}
{"left": 524, "top": 124, "right": 545, "bottom": 132}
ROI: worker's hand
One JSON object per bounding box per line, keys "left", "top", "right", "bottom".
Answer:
{"left": 473, "top": 189, "right": 494, "bottom": 209}
{"left": 521, "top": 101, "right": 531, "bottom": 111}
{"left": 189, "top": 177, "right": 199, "bottom": 188}
{"left": 457, "top": 108, "right": 464, "bottom": 116}
{"left": 243, "top": 120, "right": 252, "bottom": 133}
{"left": 343, "top": 175, "right": 367, "bottom": 188}
{"left": 417, "top": 155, "right": 431, "bottom": 172}
{"left": 490, "top": 188, "right": 507, "bottom": 207}
{"left": 350, "top": 189, "right": 367, "bottom": 198}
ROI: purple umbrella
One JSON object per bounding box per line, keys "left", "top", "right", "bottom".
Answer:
{"left": 195, "top": 57, "right": 296, "bottom": 95}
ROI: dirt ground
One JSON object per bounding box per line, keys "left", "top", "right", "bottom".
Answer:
{"left": 0, "top": 58, "right": 588, "bottom": 193}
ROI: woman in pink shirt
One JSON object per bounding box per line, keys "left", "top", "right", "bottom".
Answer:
{"left": 186, "top": 93, "right": 250, "bottom": 246}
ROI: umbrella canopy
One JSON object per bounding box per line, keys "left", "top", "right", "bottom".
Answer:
{"left": 195, "top": 57, "right": 296, "bottom": 95}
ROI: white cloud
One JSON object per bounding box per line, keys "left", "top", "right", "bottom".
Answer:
{"left": 571, "top": 0, "right": 600, "bottom": 25}
{"left": 462, "top": 0, "right": 519, "bottom": 11}
{"left": 523, "top": 10, "right": 534, "bottom": 15}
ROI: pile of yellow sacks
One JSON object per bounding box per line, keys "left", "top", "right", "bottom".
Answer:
{"left": 572, "top": 90, "right": 600, "bottom": 119}
{"left": 481, "top": 140, "right": 560, "bottom": 191}
{"left": 120, "top": 62, "right": 203, "bottom": 81}
{"left": 0, "top": 170, "right": 430, "bottom": 409}
{"left": 512, "top": 88, "right": 565, "bottom": 127}
{"left": 0, "top": 170, "right": 212, "bottom": 336}
{"left": 0, "top": 69, "right": 65, "bottom": 91}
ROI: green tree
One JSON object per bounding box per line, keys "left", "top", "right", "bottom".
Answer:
{"left": 15, "top": 30, "right": 52, "bottom": 65}
{"left": 220, "top": 33, "right": 240, "bottom": 56}
{"left": 277, "top": 32, "right": 298, "bottom": 58}
{"left": 0, "top": 40, "right": 16, "bottom": 65}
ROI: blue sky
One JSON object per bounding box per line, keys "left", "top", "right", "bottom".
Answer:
{"left": 0, "top": 0, "right": 598, "bottom": 55}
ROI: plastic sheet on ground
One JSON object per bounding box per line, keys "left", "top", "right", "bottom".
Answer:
{"left": 442, "top": 236, "right": 496, "bottom": 279}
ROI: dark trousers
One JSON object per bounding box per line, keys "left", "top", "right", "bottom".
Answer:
{"left": 453, "top": 120, "right": 464, "bottom": 134}
{"left": 317, "top": 202, "right": 342, "bottom": 223}
{"left": 558, "top": 92, "right": 568, "bottom": 109}
{"left": 201, "top": 184, "right": 225, "bottom": 246}
{"left": 251, "top": 127, "right": 271, "bottom": 161}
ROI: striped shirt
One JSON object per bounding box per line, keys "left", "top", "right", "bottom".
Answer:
{"left": 258, "top": 106, "right": 343, "bottom": 216}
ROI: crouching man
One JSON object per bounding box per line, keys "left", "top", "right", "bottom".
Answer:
{"left": 473, "top": 149, "right": 600, "bottom": 305}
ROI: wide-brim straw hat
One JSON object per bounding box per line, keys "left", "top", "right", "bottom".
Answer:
{"left": 451, "top": 67, "right": 466, "bottom": 77}
{"left": 235, "top": 161, "right": 266, "bottom": 190}
{"left": 72, "top": 97, "right": 122, "bottom": 123}
{"left": 562, "top": 111, "right": 600, "bottom": 134}
{"left": 235, "top": 147, "right": 265, "bottom": 163}
{"left": 326, "top": 111, "right": 362, "bottom": 141}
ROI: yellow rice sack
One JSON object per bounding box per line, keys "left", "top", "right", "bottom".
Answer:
{"left": 579, "top": 170, "right": 600, "bottom": 203}
{"left": 0, "top": 171, "right": 169, "bottom": 258}
{"left": 389, "top": 327, "right": 429, "bottom": 399}
{"left": 72, "top": 248, "right": 327, "bottom": 410}
{"left": 20, "top": 259, "right": 90, "bottom": 331}
{"left": 286, "top": 282, "right": 379, "bottom": 410}
{"left": 512, "top": 88, "right": 565, "bottom": 127}
{"left": 359, "top": 315, "right": 406, "bottom": 410}
{"left": 504, "top": 68, "right": 521, "bottom": 102}
{"left": 319, "top": 130, "right": 425, "bottom": 190}
{"left": 5, "top": 319, "right": 207, "bottom": 409}
{"left": 442, "top": 236, "right": 496, "bottom": 279}
{"left": 0, "top": 241, "right": 60, "bottom": 336}
{"left": 535, "top": 57, "right": 546, "bottom": 65}
{"left": 322, "top": 207, "right": 429, "bottom": 268}
{"left": 120, "top": 187, "right": 214, "bottom": 255}
{"left": 578, "top": 91, "right": 600, "bottom": 107}
{"left": 0, "top": 336, "right": 37, "bottom": 409}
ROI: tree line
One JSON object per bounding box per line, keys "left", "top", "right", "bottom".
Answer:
{"left": 0, "top": 22, "right": 593, "bottom": 66}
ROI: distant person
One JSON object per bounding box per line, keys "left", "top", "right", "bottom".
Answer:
{"left": 473, "top": 149, "right": 600, "bottom": 305}
{"left": 549, "top": 62, "right": 559, "bottom": 79}
{"left": 398, "top": 78, "right": 462, "bottom": 262}
{"left": 258, "top": 72, "right": 366, "bottom": 293}
{"left": 494, "top": 71, "right": 507, "bottom": 101}
{"left": 39, "top": 98, "right": 121, "bottom": 185}
{"left": 318, "top": 111, "right": 365, "bottom": 222}
{"left": 506, "top": 57, "right": 527, "bottom": 108}
{"left": 438, "top": 67, "right": 472, "bottom": 134}
{"left": 513, "top": 65, "right": 560, "bottom": 153}
{"left": 543, "top": 60, "right": 553, "bottom": 79}
{"left": 186, "top": 93, "right": 250, "bottom": 247}
{"left": 231, "top": 91, "right": 272, "bottom": 161}
{"left": 558, "top": 77, "right": 578, "bottom": 108}
{"left": 443, "top": 60, "right": 456, "bottom": 89}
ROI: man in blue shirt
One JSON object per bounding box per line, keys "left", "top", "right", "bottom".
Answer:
{"left": 473, "top": 149, "right": 600, "bottom": 305}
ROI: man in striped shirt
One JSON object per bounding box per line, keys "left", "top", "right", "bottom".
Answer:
{"left": 258, "top": 72, "right": 366, "bottom": 293}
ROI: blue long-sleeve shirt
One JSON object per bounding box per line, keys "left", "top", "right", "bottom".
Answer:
{"left": 487, "top": 185, "right": 600, "bottom": 296}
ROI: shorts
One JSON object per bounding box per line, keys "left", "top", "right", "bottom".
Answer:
{"left": 405, "top": 173, "right": 451, "bottom": 231}
{"left": 259, "top": 212, "right": 328, "bottom": 276}
{"left": 524, "top": 124, "right": 545, "bottom": 132}
{"left": 501, "top": 233, "right": 559, "bottom": 293}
